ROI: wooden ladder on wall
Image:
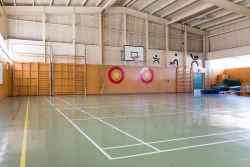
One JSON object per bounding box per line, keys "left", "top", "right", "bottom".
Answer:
{"left": 176, "top": 67, "right": 194, "bottom": 93}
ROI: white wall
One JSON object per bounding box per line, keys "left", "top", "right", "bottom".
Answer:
{"left": 207, "top": 45, "right": 250, "bottom": 60}
{"left": 8, "top": 38, "right": 205, "bottom": 68}
{"left": 168, "top": 51, "right": 204, "bottom": 68}
{"left": 207, "top": 19, "right": 250, "bottom": 60}
{"left": 0, "top": 33, "right": 11, "bottom": 65}
{"left": 209, "top": 19, "right": 250, "bottom": 52}
{"left": 6, "top": 11, "right": 204, "bottom": 66}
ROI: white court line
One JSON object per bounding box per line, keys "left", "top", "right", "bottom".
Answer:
{"left": 75, "top": 103, "right": 177, "bottom": 110}
{"left": 75, "top": 107, "right": 160, "bottom": 152}
{"left": 54, "top": 97, "right": 194, "bottom": 108}
{"left": 54, "top": 97, "right": 73, "bottom": 106}
{"left": 71, "top": 111, "right": 197, "bottom": 121}
{"left": 71, "top": 109, "right": 238, "bottom": 121}
{"left": 44, "top": 98, "right": 112, "bottom": 160}
{"left": 48, "top": 96, "right": 250, "bottom": 160}
{"left": 44, "top": 97, "right": 55, "bottom": 106}
{"left": 103, "top": 129, "right": 250, "bottom": 150}
{"left": 56, "top": 96, "right": 160, "bottom": 152}
{"left": 75, "top": 103, "right": 176, "bottom": 110}
{"left": 103, "top": 143, "right": 144, "bottom": 150}
{"left": 110, "top": 136, "right": 250, "bottom": 160}
{"left": 66, "top": 100, "right": 191, "bottom": 106}
{"left": 54, "top": 97, "right": 218, "bottom": 112}
{"left": 56, "top": 108, "right": 112, "bottom": 160}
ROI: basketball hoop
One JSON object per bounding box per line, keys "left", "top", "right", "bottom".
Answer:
{"left": 121, "top": 45, "right": 144, "bottom": 63}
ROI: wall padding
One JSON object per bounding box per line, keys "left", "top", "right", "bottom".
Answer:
{"left": 104, "top": 66, "right": 176, "bottom": 94}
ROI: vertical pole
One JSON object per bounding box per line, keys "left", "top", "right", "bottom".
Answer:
{"left": 145, "top": 14, "right": 149, "bottom": 66}
{"left": 203, "top": 36, "right": 206, "bottom": 55}
{"left": 99, "top": 11, "right": 104, "bottom": 94}
{"left": 4, "top": 13, "right": 8, "bottom": 40}
{"left": 72, "top": 12, "right": 76, "bottom": 96}
{"left": 206, "top": 36, "right": 209, "bottom": 56}
{"left": 123, "top": 8, "right": 127, "bottom": 66}
{"left": 50, "top": 45, "right": 53, "bottom": 96}
{"left": 84, "top": 46, "right": 87, "bottom": 100}
{"left": 72, "top": 12, "right": 76, "bottom": 95}
{"left": 72, "top": 13, "right": 76, "bottom": 58}
{"left": 11, "top": 43, "right": 15, "bottom": 96}
{"left": 203, "top": 35, "right": 206, "bottom": 68}
{"left": 36, "top": 59, "right": 38, "bottom": 96}
{"left": 165, "top": 23, "right": 169, "bottom": 67}
{"left": 184, "top": 25, "right": 187, "bottom": 68}
{"left": 203, "top": 35, "right": 209, "bottom": 89}
{"left": 184, "top": 25, "right": 188, "bottom": 93}
{"left": 42, "top": 13, "right": 46, "bottom": 62}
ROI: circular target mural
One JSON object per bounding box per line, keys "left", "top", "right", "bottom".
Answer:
{"left": 108, "top": 66, "right": 125, "bottom": 84}
{"left": 140, "top": 67, "right": 154, "bottom": 84}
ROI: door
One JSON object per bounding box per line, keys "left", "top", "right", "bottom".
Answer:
{"left": 194, "top": 73, "right": 204, "bottom": 90}
{"left": 165, "top": 67, "right": 177, "bottom": 93}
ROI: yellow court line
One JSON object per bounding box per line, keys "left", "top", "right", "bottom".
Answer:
{"left": 20, "top": 96, "right": 30, "bottom": 167}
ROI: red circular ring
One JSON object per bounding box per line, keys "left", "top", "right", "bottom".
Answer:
{"left": 108, "top": 66, "right": 125, "bottom": 84}
{"left": 140, "top": 67, "right": 154, "bottom": 84}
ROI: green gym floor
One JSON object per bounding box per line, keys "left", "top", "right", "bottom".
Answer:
{"left": 0, "top": 94, "right": 250, "bottom": 167}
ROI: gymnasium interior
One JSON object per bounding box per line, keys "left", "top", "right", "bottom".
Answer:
{"left": 0, "top": 0, "right": 250, "bottom": 167}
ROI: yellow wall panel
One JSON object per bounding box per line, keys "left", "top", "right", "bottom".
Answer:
{"left": 12, "top": 63, "right": 180, "bottom": 96}
{"left": 225, "top": 67, "right": 250, "bottom": 83}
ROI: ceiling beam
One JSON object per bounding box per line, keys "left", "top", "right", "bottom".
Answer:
{"left": 183, "top": 0, "right": 245, "bottom": 25}
{"left": 126, "top": 0, "right": 137, "bottom": 7}
{"left": 161, "top": 0, "right": 197, "bottom": 18}
{"left": 150, "top": 0, "right": 176, "bottom": 15}
{"left": 233, "top": 0, "right": 244, "bottom": 4}
{"left": 200, "top": 15, "right": 243, "bottom": 29}
{"left": 167, "top": 3, "right": 213, "bottom": 25}
{"left": 124, "top": 7, "right": 207, "bottom": 35}
{"left": 50, "top": 0, "right": 54, "bottom": 6}
{"left": 139, "top": 0, "right": 156, "bottom": 11}
{"left": 182, "top": 7, "right": 223, "bottom": 24}
{"left": 201, "top": 0, "right": 250, "bottom": 17}
{"left": 191, "top": 10, "right": 233, "bottom": 27}
{"left": 101, "top": 0, "right": 118, "bottom": 12}
{"left": 2, "top": 6, "right": 102, "bottom": 14}
{"left": 81, "top": 0, "right": 88, "bottom": 6}
{"left": 66, "top": 0, "right": 72, "bottom": 6}
{"left": 96, "top": 0, "right": 103, "bottom": 6}
{"left": 123, "top": 0, "right": 133, "bottom": 7}
{"left": 206, "top": 17, "right": 249, "bottom": 31}
{"left": 171, "top": 23, "right": 208, "bottom": 36}
{"left": 0, "top": 5, "right": 4, "bottom": 16}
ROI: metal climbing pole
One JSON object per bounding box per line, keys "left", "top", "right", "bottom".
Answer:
{"left": 49, "top": 44, "right": 53, "bottom": 96}
{"left": 84, "top": 46, "right": 87, "bottom": 99}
